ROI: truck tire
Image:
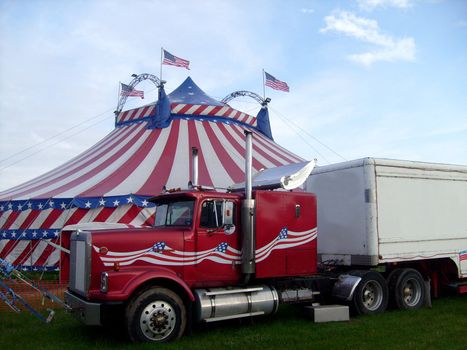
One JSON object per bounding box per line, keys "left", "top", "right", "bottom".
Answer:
{"left": 125, "top": 287, "right": 186, "bottom": 343}
{"left": 388, "top": 268, "right": 425, "bottom": 310}
{"left": 350, "top": 271, "right": 388, "bottom": 315}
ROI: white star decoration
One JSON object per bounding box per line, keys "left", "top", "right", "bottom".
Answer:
{"left": 113, "top": 200, "right": 120, "bottom": 207}
{"left": 99, "top": 198, "right": 106, "bottom": 206}
{"left": 126, "top": 196, "right": 133, "bottom": 203}
{"left": 85, "top": 201, "right": 92, "bottom": 208}
{"left": 142, "top": 200, "right": 148, "bottom": 207}
{"left": 60, "top": 202, "right": 67, "bottom": 209}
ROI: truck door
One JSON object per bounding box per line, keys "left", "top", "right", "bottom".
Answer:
{"left": 193, "top": 199, "right": 241, "bottom": 285}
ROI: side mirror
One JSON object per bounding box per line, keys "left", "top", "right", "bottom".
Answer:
{"left": 223, "top": 201, "right": 234, "bottom": 225}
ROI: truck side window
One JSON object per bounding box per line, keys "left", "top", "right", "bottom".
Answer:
{"left": 200, "top": 200, "right": 235, "bottom": 229}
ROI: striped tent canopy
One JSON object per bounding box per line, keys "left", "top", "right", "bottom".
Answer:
{"left": 0, "top": 77, "right": 304, "bottom": 270}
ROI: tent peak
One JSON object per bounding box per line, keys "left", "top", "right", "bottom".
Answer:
{"left": 167, "top": 77, "right": 224, "bottom": 106}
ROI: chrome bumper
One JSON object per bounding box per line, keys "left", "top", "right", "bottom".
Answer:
{"left": 64, "top": 290, "right": 101, "bottom": 326}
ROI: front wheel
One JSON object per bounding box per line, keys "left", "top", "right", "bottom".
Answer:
{"left": 126, "top": 287, "right": 186, "bottom": 343}
{"left": 350, "top": 271, "right": 388, "bottom": 315}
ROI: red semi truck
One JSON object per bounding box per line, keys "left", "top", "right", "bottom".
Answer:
{"left": 61, "top": 132, "right": 467, "bottom": 343}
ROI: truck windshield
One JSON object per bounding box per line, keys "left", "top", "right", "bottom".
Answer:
{"left": 154, "top": 200, "right": 194, "bottom": 227}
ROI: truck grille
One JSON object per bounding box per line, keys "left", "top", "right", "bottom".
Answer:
{"left": 69, "top": 230, "right": 92, "bottom": 296}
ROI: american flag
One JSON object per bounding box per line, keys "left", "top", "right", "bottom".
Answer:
{"left": 120, "top": 83, "right": 144, "bottom": 98}
{"left": 264, "top": 72, "right": 290, "bottom": 92}
{"left": 278, "top": 227, "right": 288, "bottom": 240}
{"left": 460, "top": 250, "right": 467, "bottom": 262}
{"left": 162, "top": 49, "right": 190, "bottom": 70}
{"left": 152, "top": 241, "right": 166, "bottom": 252}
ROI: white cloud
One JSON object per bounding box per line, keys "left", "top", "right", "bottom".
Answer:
{"left": 320, "top": 11, "right": 415, "bottom": 66}
{"left": 357, "top": 0, "right": 414, "bottom": 11}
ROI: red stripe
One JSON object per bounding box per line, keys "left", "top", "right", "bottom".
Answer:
{"left": 255, "top": 130, "right": 304, "bottom": 162}
{"left": 3, "top": 125, "right": 139, "bottom": 199}
{"left": 63, "top": 208, "right": 88, "bottom": 226}
{"left": 178, "top": 104, "right": 193, "bottom": 114}
{"left": 35, "top": 238, "right": 59, "bottom": 266}
{"left": 2, "top": 211, "right": 20, "bottom": 229}
{"left": 39, "top": 209, "right": 63, "bottom": 229}
{"left": 93, "top": 207, "right": 116, "bottom": 222}
{"left": 256, "top": 131, "right": 304, "bottom": 162}
{"left": 216, "top": 123, "right": 265, "bottom": 171}
{"left": 12, "top": 240, "right": 40, "bottom": 266}
{"left": 16, "top": 210, "right": 41, "bottom": 229}
{"left": 137, "top": 120, "right": 181, "bottom": 195}
{"left": 124, "top": 109, "right": 137, "bottom": 122}
{"left": 253, "top": 133, "right": 298, "bottom": 164}
{"left": 230, "top": 126, "right": 282, "bottom": 167}
{"left": 143, "top": 215, "right": 155, "bottom": 226}
{"left": 207, "top": 106, "right": 223, "bottom": 116}
{"left": 79, "top": 128, "right": 162, "bottom": 197}
{"left": 203, "top": 122, "right": 244, "bottom": 183}
{"left": 118, "top": 206, "right": 141, "bottom": 224}
{"left": 187, "top": 120, "right": 214, "bottom": 187}
{"left": 36, "top": 126, "right": 149, "bottom": 198}
{"left": 0, "top": 240, "right": 19, "bottom": 260}
{"left": 192, "top": 105, "right": 209, "bottom": 115}
{"left": 118, "top": 111, "right": 129, "bottom": 123}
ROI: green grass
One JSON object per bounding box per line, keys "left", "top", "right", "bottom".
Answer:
{"left": 1, "top": 296, "right": 466, "bottom": 350}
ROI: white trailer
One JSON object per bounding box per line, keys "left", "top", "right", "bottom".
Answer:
{"left": 306, "top": 158, "right": 467, "bottom": 307}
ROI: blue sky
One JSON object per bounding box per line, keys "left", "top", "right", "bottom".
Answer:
{"left": 0, "top": 0, "right": 466, "bottom": 191}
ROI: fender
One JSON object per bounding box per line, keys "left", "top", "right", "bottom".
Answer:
{"left": 90, "top": 267, "right": 195, "bottom": 302}
{"left": 332, "top": 274, "right": 362, "bottom": 301}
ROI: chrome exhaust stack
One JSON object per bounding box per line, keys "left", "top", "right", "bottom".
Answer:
{"left": 191, "top": 147, "right": 199, "bottom": 187}
{"left": 241, "top": 131, "right": 256, "bottom": 276}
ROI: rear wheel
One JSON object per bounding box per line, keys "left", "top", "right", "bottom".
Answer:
{"left": 388, "top": 268, "right": 425, "bottom": 310}
{"left": 126, "top": 287, "right": 186, "bottom": 343}
{"left": 350, "top": 271, "right": 388, "bottom": 315}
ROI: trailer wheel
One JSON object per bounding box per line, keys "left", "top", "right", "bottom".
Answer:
{"left": 125, "top": 287, "right": 186, "bottom": 343}
{"left": 388, "top": 268, "right": 425, "bottom": 310}
{"left": 351, "top": 271, "right": 388, "bottom": 315}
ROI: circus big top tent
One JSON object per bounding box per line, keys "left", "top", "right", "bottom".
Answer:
{"left": 0, "top": 75, "right": 304, "bottom": 271}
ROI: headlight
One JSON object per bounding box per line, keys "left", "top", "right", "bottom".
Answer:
{"left": 100, "top": 272, "right": 109, "bottom": 293}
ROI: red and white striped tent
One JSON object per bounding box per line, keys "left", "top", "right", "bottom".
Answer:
{"left": 0, "top": 77, "right": 304, "bottom": 271}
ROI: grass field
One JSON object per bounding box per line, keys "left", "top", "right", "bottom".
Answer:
{"left": 1, "top": 296, "right": 466, "bottom": 350}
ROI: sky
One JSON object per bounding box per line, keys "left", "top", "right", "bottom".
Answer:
{"left": 0, "top": 0, "right": 466, "bottom": 191}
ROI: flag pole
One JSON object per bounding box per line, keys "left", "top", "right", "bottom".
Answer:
{"left": 160, "top": 47, "right": 163, "bottom": 82}
{"left": 262, "top": 69, "right": 266, "bottom": 99}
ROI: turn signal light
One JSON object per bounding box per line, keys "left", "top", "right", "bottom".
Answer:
{"left": 113, "top": 262, "right": 120, "bottom": 271}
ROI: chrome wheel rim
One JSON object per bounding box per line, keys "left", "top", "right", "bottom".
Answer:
{"left": 402, "top": 278, "right": 422, "bottom": 307}
{"left": 140, "top": 300, "right": 176, "bottom": 341}
{"left": 361, "top": 281, "right": 383, "bottom": 311}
